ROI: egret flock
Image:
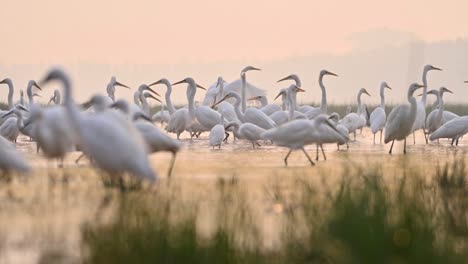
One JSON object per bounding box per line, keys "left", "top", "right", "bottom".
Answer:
{"left": 0, "top": 65, "right": 467, "bottom": 182}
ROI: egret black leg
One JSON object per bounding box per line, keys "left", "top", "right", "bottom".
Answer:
{"left": 284, "top": 149, "right": 292, "bottom": 167}
{"left": 320, "top": 144, "right": 327, "bottom": 160}
{"left": 167, "top": 153, "right": 176, "bottom": 179}
{"left": 389, "top": 140, "right": 395, "bottom": 154}
{"left": 404, "top": 138, "right": 407, "bottom": 154}
{"left": 302, "top": 148, "right": 315, "bottom": 166}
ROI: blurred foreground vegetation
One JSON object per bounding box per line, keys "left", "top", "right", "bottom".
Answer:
{"left": 82, "top": 158, "right": 468, "bottom": 263}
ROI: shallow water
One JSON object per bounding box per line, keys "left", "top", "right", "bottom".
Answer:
{"left": 0, "top": 129, "right": 467, "bottom": 264}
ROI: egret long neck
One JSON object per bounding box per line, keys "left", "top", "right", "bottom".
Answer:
{"left": 436, "top": 92, "right": 444, "bottom": 121}
{"left": 139, "top": 95, "right": 150, "bottom": 115}
{"left": 421, "top": 69, "right": 429, "bottom": 105}
{"left": 241, "top": 74, "right": 247, "bottom": 113}
{"left": 27, "top": 85, "right": 34, "bottom": 106}
{"left": 187, "top": 84, "right": 196, "bottom": 121}
{"left": 61, "top": 74, "right": 83, "bottom": 134}
{"left": 319, "top": 75, "right": 327, "bottom": 113}
{"left": 357, "top": 92, "right": 363, "bottom": 115}
{"left": 133, "top": 92, "right": 140, "bottom": 105}
{"left": 7, "top": 82, "right": 14, "bottom": 109}
{"left": 287, "top": 91, "right": 295, "bottom": 121}
{"left": 106, "top": 83, "right": 115, "bottom": 101}
{"left": 281, "top": 93, "right": 287, "bottom": 111}
{"left": 232, "top": 94, "right": 245, "bottom": 123}
{"left": 164, "top": 82, "right": 176, "bottom": 114}
{"left": 380, "top": 86, "right": 385, "bottom": 109}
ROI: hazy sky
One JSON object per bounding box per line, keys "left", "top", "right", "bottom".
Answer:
{"left": 1, "top": 0, "right": 468, "bottom": 105}
{"left": 1, "top": 0, "right": 467, "bottom": 64}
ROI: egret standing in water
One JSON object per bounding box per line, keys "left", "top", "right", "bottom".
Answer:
{"left": 209, "top": 114, "right": 225, "bottom": 149}
{"left": 370, "top": 82, "right": 392, "bottom": 144}
{"left": 166, "top": 78, "right": 206, "bottom": 139}
{"left": 412, "top": 64, "right": 442, "bottom": 144}
{"left": 40, "top": 69, "right": 156, "bottom": 181}
{"left": 385, "top": 83, "right": 425, "bottom": 154}
{"left": 341, "top": 88, "right": 371, "bottom": 140}
{"left": 426, "top": 87, "right": 453, "bottom": 137}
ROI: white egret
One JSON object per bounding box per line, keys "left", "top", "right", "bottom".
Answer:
{"left": 277, "top": 74, "right": 312, "bottom": 113}
{"left": 149, "top": 78, "right": 177, "bottom": 125}
{"left": 329, "top": 113, "right": 350, "bottom": 150}
{"left": 139, "top": 91, "right": 161, "bottom": 115}
{"left": 48, "top": 90, "right": 61, "bottom": 105}
{"left": 225, "top": 121, "right": 265, "bottom": 149}
{"left": 0, "top": 105, "right": 28, "bottom": 142}
{"left": 426, "top": 87, "right": 453, "bottom": 137}
{"left": 214, "top": 91, "right": 277, "bottom": 130}
{"left": 209, "top": 114, "right": 225, "bottom": 149}
{"left": 384, "top": 83, "right": 425, "bottom": 154}
{"left": 0, "top": 135, "right": 30, "bottom": 173}
{"left": 425, "top": 88, "right": 458, "bottom": 127}
{"left": 269, "top": 89, "right": 290, "bottom": 126}
{"left": 262, "top": 115, "right": 342, "bottom": 166}
{"left": 312, "top": 114, "right": 348, "bottom": 161}
{"left": 106, "top": 76, "right": 130, "bottom": 102}
{"left": 40, "top": 69, "right": 156, "bottom": 181}
{"left": 111, "top": 99, "right": 181, "bottom": 178}
{"left": 129, "top": 84, "right": 160, "bottom": 116}
{"left": 166, "top": 78, "right": 206, "bottom": 139}
{"left": 369, "top": 82, "right": 392, "bottom": 144}
{"left": 429, "top": 116, "right": 468, "bottom": 145}
{"left": 412, "top": 64, "right": 442, "bottom": 143}
{"left": 303, "top": 70, "right": 338, "bottom": 119}
{"left": 341, "top": 88, "right": 371, "bottom": 140}
{"left": 0, "top": 78, "right": 16, "bottom": 123}
{"left": 240, "top": 66, "right": 261, "bottom": 112}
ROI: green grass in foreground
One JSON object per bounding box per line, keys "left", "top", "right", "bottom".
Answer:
{"left": 82, "top": 160, "right": 468, "bottom": 263}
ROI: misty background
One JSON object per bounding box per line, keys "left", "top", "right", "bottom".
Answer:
{"left": 1, "top": 28, "right": 467, "bottom": 106}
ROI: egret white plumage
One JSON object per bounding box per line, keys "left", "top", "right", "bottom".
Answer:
{"left": 303, "top": 70, "right": 338, "bottom": 119}
{"left": 149, "top": 78, "right": 177, "bottom": 125}
{"left": 0, "top": 105, "right": 28, "bottom": 142}
{"left": 369, "top": 82, "right": 391, "bottom": 144}
{"left": 106, "top": 76, "right": 130, "bottom": 102}
{"left": 209, "top": 114, "right": 225, "bottom": 149}
{"left": 412, "top": 64, "right": 442, "bottom": 143}
{"left": 384, "top": 83, "right": 425, "bottom": 154}
{"left": 239, "top": 66, "right": 261, "bottom": 113}
{"left": 429, "top": 116, "right": 468, "bottom": 145}
{"left": 225, "top": 121, "right": 265, "bottom": 149}
{"left": 277, "top": 74, "right": 311, "bottom": 113}
{"left": 0, "top": 135, "right": 30, "bottom": 173}
{"left": 426, "top": 87, "right": 453, "bottom": 136}
{"left": 40, "top": 69, "right": 156, "bottom": 181}
{"left": 341, "top": 88, "right": 371, "bottom": 140}
{"left": 425, "top": 88, "right": 458, "bottom": 129}
{"left": 214, "top": 91, "right": 277, "bottom": 130}
{"left": 166, "top": 78, "right": 206, "bottom": 139}
{"left": 111, "top": 99, "right": 181, "bottom": 178}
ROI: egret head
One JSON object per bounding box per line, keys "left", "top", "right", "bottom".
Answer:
{"left": 149, "top": 78, "right": 171, "bottom": 87}
{"left": 142, "top": 92, "right": 162, "bottom": 103}
{"left": 359, "top": 88, "right": 371, "bottom": 97}
{"left": 241, "top": 66, "right": 261, "bottom": 76}
{"left": 0, "top": 78, "right": 13, "bottom": 87}
{"left": 328, "top": 112, "right": 340, "bottom": 123}
{"left": 424, "top": 64, "right": 442, "bottom": 72}
{"left": 213, "top": 91, "right": 238, "bottom": 107}
{"left": 382, "top": 81, "right": 392, "bottom": 90}
{"left": 409, "top": 83, "right": 426, "bottom": 96}
{"left": 27, "top": 80, "right": 42, "bottom": 91}
{"left": 320, "top": 70, "right": 338, "bottom": 77}
{"left": 426, "top": 89, "right": 438, "bottom": 96}
{"left": 277, "top": 74, "right": 301, "bottom": 86}
{"left": 274, "top": 89, "right": 287, "bottom": 100}
{"left": 440, "top": 87, "right": 453, "bottom": 95}
{"left": 137, "top": 84, "right": 160, "bottom": 96}
{"left": 172, "top": 78, "right": 206, "bottom": 90}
